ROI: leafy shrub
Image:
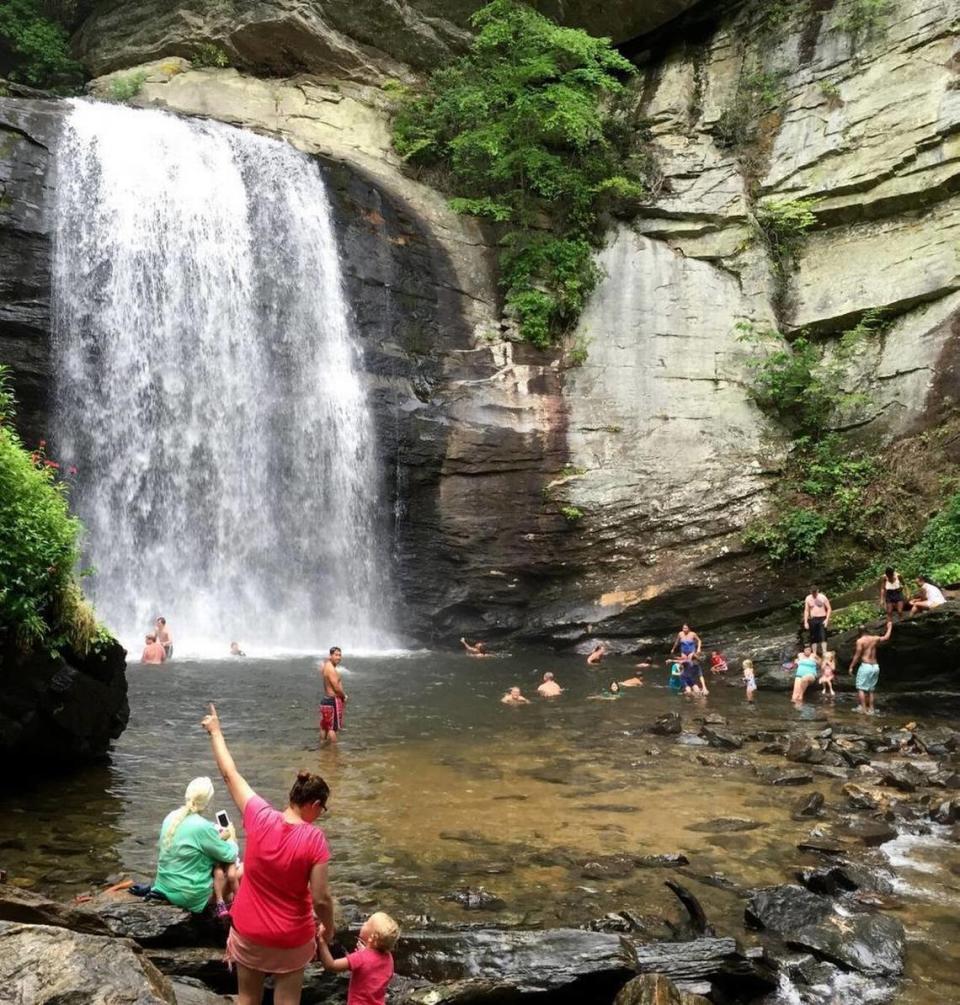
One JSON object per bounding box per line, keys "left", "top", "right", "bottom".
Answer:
{"left": 837, "top": 0, "right": 893, "bottom": 41}
{"left": 108, "top": 70, "right": 147, "bottom": 103}
{"left": 744, "top": 507, "right": 829, "bottom": 562}
{"left": 929, "top": 560, "right": 960, "bottom": 587}
{"left": 192, "top": 43, "right": 230, "bottom": 68}
{"left": 391, "top": 0, "right": 645, "bottom": 346}
{"left": 561, "top": 505, "right": 584, "bottom": 523}
{"left": 891, "top": 493, "right": 960, "bottom": 580}
{"left": 713, "top": 69, "right": 784, "bottom": 149}
{"left": 0, "top": 0, "right": 84, "bottom": 91}
{"left": 0, "top": 366, "right": 100, "bottom": 653}
{"left": 829, "top": 600, "right": 880, "bottom": 632}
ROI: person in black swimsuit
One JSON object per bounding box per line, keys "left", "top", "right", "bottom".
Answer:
{"left": 879, "top": 566, "right": 905, "bottom": 620}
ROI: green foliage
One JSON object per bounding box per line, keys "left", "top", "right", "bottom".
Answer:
{"left": 108, "top": 70, "right": 147, "bottom": 103}
{"left": 739, "top": 312, "right": 879, "bottom": 439}
{"left": 929, "top": 560, "right": 960, "bottom": 586}
{"left": 0, "top": 366, "right": 103, "bottom": 654}
{"left": 837, "top": 0, "right": 893, "bottom": 41}
{"left": 888, "top": 493, "right": 960, "bottom": 581}
{"left": 755, "top": 198, "right": 817, "bottom": 294}
{"left": 745, "top": 506, "right": 828, "bottom": 562}
{"left": 192, "top": 43, "right": 230, "bottom": 68}
{"left": 829, "top": 600, "right": 879, "bottom": 632}
{"left": 560, "top": 505, "right": 584, "bottom": 523}
{"left": 0, "top": 0, "right": 84, "bottom": 91}
{"left": 391, "top": 0, "right": 645, "bottom": 346}
{"left": 713, "top": 69, "right": 785, "bottom": 150}
{"left": 819, "top": 80, "right": 841, "bottom": 100}
{"left": 568, "top": 333, "right": 590, "bottom": 366}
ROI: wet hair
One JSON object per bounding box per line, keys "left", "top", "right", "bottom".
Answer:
{"left": 543, "top": 672, "right": 554, "bottom": 681}
{"left": 289, "top": 770, "right": 330, "bottom": 808}
{"left": 366, "top": 911, "right": 400, "bottom": 952}
{"left": 810, "top": 586, "right": 819, "bottom": 593}
{"left": 157, "top": 617, "right": 166, "bottom": 625}
{"left": 146, "top": 633, "right": 157, "bottom": 642}
{"left": 329, "top": 646, "right": 341, "bottom": 656}
{"left": 885, "top": 567, "right": 895, "bottom": 579}
{"left": 163, "top": 777, "right": 214, "bottom": 849}
{"left": 476, "top": 642, "right": 488, "bottom": 654}
{"left": 609, "top": 681, "right": 620, "bottom": 692}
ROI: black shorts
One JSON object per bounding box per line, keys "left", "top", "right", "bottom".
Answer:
{"left": 885, "top": 589, "right": 904, "bottom": 605}
{"left": 808, "top": 617, "right": 826, "bottom": 643}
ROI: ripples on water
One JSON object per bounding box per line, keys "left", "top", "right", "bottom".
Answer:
{"left": 2, "top": 650, "right": 959, "bottom": 1003}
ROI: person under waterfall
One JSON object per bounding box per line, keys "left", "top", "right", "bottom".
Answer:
{"left": 156, "top": 616, "right": 173, "bottom": 660}
{"left": 319, "top": 647, "right": 347, "bottom": 745}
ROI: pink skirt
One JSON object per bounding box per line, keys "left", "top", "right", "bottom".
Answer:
{"left": 226, "top": 926, "right": 315, "bottom": 974}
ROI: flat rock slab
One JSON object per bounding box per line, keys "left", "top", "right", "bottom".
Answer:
{"left": 0, "top": 920, "right": 174, "bottom": 1003}
{"left": 832, "top": 819, "right": 898, "bottom": 847}
{"left": 0, "top": 886, "right": 113, "bottom": 936}
{"left": 745, "top": 885, "right": 833, "bottom": 933}
{"left": 790, "top": 913, "right": 906, "bottom": 977}
{"left": 77, "top": 891, "right": 223, "bottom": 947}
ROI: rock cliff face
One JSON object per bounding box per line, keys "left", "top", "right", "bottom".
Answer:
{"left": 0, "top": 634, "right": 129, "bottom": 777}
{"left": 1, "top": 0, "right": 958, "bottom": 643}
{"left": 73, "top": 0, "right": 699, "bottom": 81}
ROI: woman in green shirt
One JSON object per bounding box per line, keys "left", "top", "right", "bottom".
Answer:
{"left": 151, "top": 776, "right": 239, "bottom": 917}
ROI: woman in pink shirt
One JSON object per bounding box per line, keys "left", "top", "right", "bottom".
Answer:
{"left": 201, "top": 704, "right": 334, "bottom": 1005}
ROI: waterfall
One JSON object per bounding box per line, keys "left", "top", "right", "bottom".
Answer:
{"left": 51, "top": 100, "right": 392, "bottom": 654}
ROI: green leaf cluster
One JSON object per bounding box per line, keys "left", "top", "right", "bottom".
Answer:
{"left": 829, "top": 600, "right": 879, "bottom": 632}
{"left": 391, "top": 0, "right": 644, "bottom": 346}
{"left": 108, "top": 69, "right": 147, "bottom": 103}
{"left": 881, "top": 493, "right": 960, "bottom": 583}
{"left": 0, "top": 0, "right": 84, "bottom": 91}
{"left": 0, "top": 365, "right": 101, "bottom": 654}
{"left": 192, "top": 43, "right": 230, "bottom": 68}
{"left": 837, "top": 0, "right": 893, "bottom": 41}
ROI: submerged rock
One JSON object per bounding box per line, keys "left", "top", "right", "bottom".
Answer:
{"left": 441, "top": 888, "right": 506, "bottom": 912}
{"left": 650, "top": 714, "right": 682, "bottom": 737}
{"left": 0, "top": 920, "right": 174, "bottom": 1003}
{"left": 699, "top": 727, "right": 743, "bottom": 750}
{"left": 685, "top": 818, "right": 764, "bottom": 834}
{"left": 792, "top": 792, "right": 825, "bottom": 819}
{"left": 796, "top": 866, "right": 860, "bottom": 897}
{"left": 581, "top": 855, "right": 636, "bottom": 880}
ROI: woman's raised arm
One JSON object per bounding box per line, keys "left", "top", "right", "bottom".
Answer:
{"left": 201, "top": 704, "right": 255, "bottom": 815}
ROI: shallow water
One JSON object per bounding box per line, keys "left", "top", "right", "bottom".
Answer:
{"left": 2, "top": 650, "right": 959, "bottom": 1003}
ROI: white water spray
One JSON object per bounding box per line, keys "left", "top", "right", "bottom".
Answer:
{"left": 52, "top": 100, "right": 391, "bottom": 653}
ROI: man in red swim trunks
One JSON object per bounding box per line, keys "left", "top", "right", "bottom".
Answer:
{"left": 319, "top": 647, "right": 347, "bottom": 745}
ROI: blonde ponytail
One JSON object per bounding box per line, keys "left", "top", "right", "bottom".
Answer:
{"left": 162, "top": 776, "right": 215, "bottom": 849}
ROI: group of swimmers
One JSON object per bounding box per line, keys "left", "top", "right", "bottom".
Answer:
{"left": 141, "top": 617, "right": 173, "bottom": 663}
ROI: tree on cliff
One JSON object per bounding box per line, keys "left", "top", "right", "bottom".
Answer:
{"left": 0, "top": 0, "right": 84, "bottom": 91}
{"left": 391, "top": 0, "right": 645, "bottom": 347}
{"left": 0, "top": 365, "right": 101, "bottom": 654}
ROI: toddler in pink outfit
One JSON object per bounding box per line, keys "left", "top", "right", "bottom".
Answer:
{"left": 317, "top": 911, "right": 398, "bottom": 1005}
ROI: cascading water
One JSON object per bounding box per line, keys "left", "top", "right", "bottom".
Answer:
{"left": 51, "top": 100, "right": 392, "bottom": 653}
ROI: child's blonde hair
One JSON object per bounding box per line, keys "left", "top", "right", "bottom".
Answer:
{"left": 742, "top": 659, "right": 754, "bottom": 672}
{"left": 366, "top": 911, "right": 400, "bottom": 951}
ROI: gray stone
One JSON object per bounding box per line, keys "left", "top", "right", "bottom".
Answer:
{"left": 0, "top": 920, "right": 175, "bottom": 1003}
{"left": 792, "top": 792, "right": 825, "bottom": 819}
{"left": 790, "top": 913, "right": 906, "bottom": 977}
{"left": 650, "top": 713, "right": 683, "bottom": 737}
{"left": 699, "top": 727, "right": 743, "bottom": 750}
{"left": 745, "top": 885, "right": 833, "bottom": 933}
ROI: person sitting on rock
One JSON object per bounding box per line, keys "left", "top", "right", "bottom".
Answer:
{"left": 537, "top": 672, "right": 563, "bottom": 697}
{"left": 818, "top": 651, "right": 836, "bottom": 698}
{"left": 141, "top": 633, "right": 166, "bottom": 664}
{"left": 790, "top": 645, "right": 821, "bottom": 705}
{"left": 501, "top": 686, "right": 529, "bottom": 705}
{"left": 587, "top": 681, "right": 622, "bottom": 700}
{"left": 229, "top": 641, "right": 246, "bottom": 657}
{"left": 709, "top": 650, "right": 728, "bottom": 674}
{"left": 461, "top": 638, "right": 493, "bottom": 657}
{"left": 742, "top": 659, "right": 757, "bottom": 703}
{"left": 909, "top": 575, "right": 946, "bottom": 614}
{"left": 150, "top": 776, "right": 239, "bottom": 919}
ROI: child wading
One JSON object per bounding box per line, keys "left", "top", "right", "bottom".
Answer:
{"left": 317, "top": 912, "right": 398, "bottom": 1005}
{"left": 742, "top": 659, "right": 757, "bottom": 703}
{"left": 818, "top": 651, "right": 836, "bottom": 698}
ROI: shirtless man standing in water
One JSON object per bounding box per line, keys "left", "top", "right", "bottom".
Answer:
{"left": 319, "top": 647, "right": 347, "bottom": 745}
{"left": 848, "top": 619, "right": 893, "bottom": 715}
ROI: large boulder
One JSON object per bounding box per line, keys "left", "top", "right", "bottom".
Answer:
{"left": 0, "top": 633, "right": 128, "bottom": 772}
{"left": 0, "top": 920, "right": 175, "bottom": 1003}
{"left": 73, "top": 1, "right": 699, "bottom": 81}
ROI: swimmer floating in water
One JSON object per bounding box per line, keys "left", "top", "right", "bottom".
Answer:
{"left": 461, "top": 638, "right": 493, "bottom": 658}
{"left": 586, "top": 644, "right": 606, "bottom": 666}
{"left": 537, "top": 672, "right": 563, "bottom": 697}
{"left": 501, "top": 686, "right": 529, "bottom": 705}
{"left": 618, "top": 672, "right": 644, "bottom": 687}
{"left": 587, "top": 681, "right": 621, "bottom": 700}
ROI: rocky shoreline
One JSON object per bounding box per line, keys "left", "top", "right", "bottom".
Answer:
{"left": 3, "top": 709, "right": 956, "bottom": 1004}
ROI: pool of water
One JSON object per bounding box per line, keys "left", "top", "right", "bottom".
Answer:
{"left": 2, "top": 649, "right": 959, "bottom": 1002}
